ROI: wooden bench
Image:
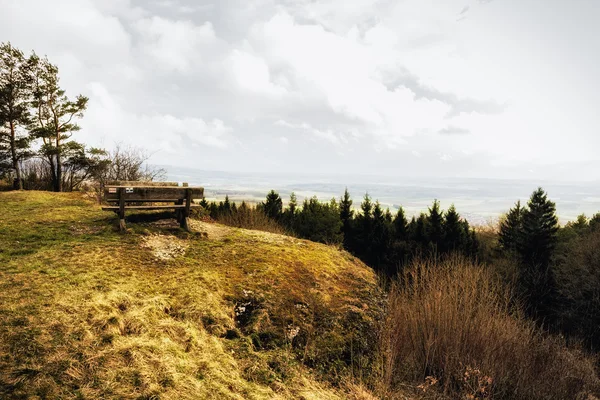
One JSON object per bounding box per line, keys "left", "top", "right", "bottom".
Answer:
{"left": 102, "top": 182, "right": 204, "bottom": 231}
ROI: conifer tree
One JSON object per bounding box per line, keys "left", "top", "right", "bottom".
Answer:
{"left": 339, "top": 188, "right": 354, "bottom": 248}
{"left": 590, "top": 213, "right": 600, "bottom": 232}
{"left": 443, "top": 204, "right": 463, "bottom": 252}
{"left": 519, "top": 188, "right": 559, "bottom": 269}
{"left": 499, "top": 200, "right": 524, "bottom": 252}
{"left": 371, "top": 201, "right": 392, "bottom": 272}
{"left": 353, "top": 193, "right": 374, "bottom": 261}
{"left": 0, "top": 42, "right": 35, "bottom": 189}
{"left": 411, "top": 213, "right": 428, "bottom": 244}
{"left": 393, "top": 206, "right": 408, "bottom": 241}
{"left": 30, "top": 55, "right": 88, "bottom": 192}
{"left": 223, "top": 195, "right": 232, "bottom": 215}
{"left": 427, "top": 200, "right": 444, "bottom": 252}
{"left": 517, "top": 188, "right": 559, "bottom": 323}
{"left": 263, "top": 190, "right": 283, "bottom": 220}
{"left": 288, "top": 192, "right": 298, "bottom": 214}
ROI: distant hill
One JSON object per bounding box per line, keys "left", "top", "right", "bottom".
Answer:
{"left": 0, "top": 191, "right": 384, "bottom": 399}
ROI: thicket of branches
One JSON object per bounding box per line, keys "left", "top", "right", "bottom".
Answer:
{"left": 0, "top": 42, "right": 164, "bottom": 191}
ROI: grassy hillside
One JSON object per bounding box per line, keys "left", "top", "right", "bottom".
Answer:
{"left": 0, "top": 191, "right": 384, "bottom": 399}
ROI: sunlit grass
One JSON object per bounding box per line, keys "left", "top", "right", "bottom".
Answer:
{"left": 0, "top": 191, "right": 382, "bottom": 399}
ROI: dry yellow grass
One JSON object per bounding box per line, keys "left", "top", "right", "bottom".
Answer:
{"left": 383, "top": 256, "right": 600, "bottom": 400}
{"left": 0, "top": 191, "right": 383, "bottom": 399}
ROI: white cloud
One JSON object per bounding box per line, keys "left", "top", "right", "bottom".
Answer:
{"left": 1, "top": 0, "right": 598, "bottom": 179}
{"left": 134, "top": 17, "right": 217, "bottom": 72}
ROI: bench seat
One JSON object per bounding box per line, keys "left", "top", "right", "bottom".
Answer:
{"left": 102, "top": 205, "right": 203, "bottom": 211}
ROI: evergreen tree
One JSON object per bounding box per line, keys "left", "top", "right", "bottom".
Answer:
{"left": 222, "top": 195, "right": 232, "bottom": 215}
{"left": 393, "top": 206, "right": 408, "bottom": 241}
{"left": 384, "top": 208, "right": 393, "bottom": 223}
{"left": 30, "top": 55, "right": 88, "bottom": 192}
{"left": 518, "top": 188, "right": 560, "bottom": 323}
{"left": 199, "top": 197, "right": 209, "bottom": 209}
{"left": 443, "top": 204, "right": 463, "bottom": 252}
{"left": 411, "top": 213, "right": 428, "bottom": 244}
{"left": 499, "top": 200, "right": 524, "bottom": 252}
{"left": 371, "top": 201, "right": 392, "bottom": 272}
{"left": 427, "top": 200, "right": 444, "bottom": 252}
{"left": 519, "top": 188, "right": 559, "bottom": 269}
{"left": 294, "top": 196, "right": 342, "bottom": 244}
{"left": 282, "top": 192, "right": 298, "bottom": 230}
{"left": 590, "top": 213, "right": 600, "bottom": 232}
{"left": 288, "top": 192, "right": 298, "bottom": 214}
{"left": 0, "top": 42, "right": 35, "bottom": 189}
{"left": 339, "top": 188, "right": 354, "bottom": 248}
{"left": 360, "top": 192, "right": 373, "bottom": 218}
{"left": 263, "top": 190, "right": 283, "bottom": 220}
{"left": 353, "top": 193, "right": 374, "bottom": 261}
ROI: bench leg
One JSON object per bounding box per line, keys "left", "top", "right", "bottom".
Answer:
{"left": 180, "top": 216, "right": 190, "bottom": 231}
{"left": 175, "top": 199, "right": 183, "bottom": 223}
{"left": 180, "top": 188, "right": 192, "bottom": 232}
{"left": 118, "top": 187, "right": 126, "bottom": 232}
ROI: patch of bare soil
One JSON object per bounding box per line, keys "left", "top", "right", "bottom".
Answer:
{"left": 240, "top": 229, "right": 297, "bottom": 245}
{"left": 141, "top": 234, "right": 187, "bottom": 261}
{"left": 188, "top": 220, "right": 230, "bottom": 240}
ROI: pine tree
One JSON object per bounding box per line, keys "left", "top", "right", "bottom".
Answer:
{"left": 352, "top": 193, "right": 374, "bottom": 262}
{"left": 590, "top": 213, "right": 600, "bottom": 232}
{"left": 371, "top": 201, "right": 392, "bottom": 272}
{"left": 30, "top": 55, "right": 88, "bottom": 192}
{"left": 0, "top": 42, "right": 35, "bottom": 189}
{"left": 427, "top": 200, "right": 444, "bottom": 252}
{"left": 223, "top": 195, "right": 232, "bottom": 215}
{"left": 518, "top": 188, "right": 559, "bottom": 323}
{"left": 519, "top": 188, "right": 559, "bottom": 269}
{"left": 499, "top": 200, "right": 524, "bottom": 252}
{"left": 393, "top": 206, "right": 408, "bottom": 241}
{"left": 288, "top": 192, "right": 298, "bottom": 214}
{"left": 339, "top": 188, "right": 354, "bottom": 248}
{"left": 282, "top": 192, "right": 298, "bottom": 231}
{"left": 412, "top": 213, "right": 428, "bottom": 244}
{"left": 443, "top": 204, "right": 463, "bottom": 252}
{"left": 263, "top": 190, "right": 283, "bottom": 220}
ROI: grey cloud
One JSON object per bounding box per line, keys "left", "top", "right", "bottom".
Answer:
{"left": 383, "top": 68, "right": 507, "bottom": 117}
{"left": 459, "top": 5, "right": 470, "bottom": 15}
{"left": 439, "top": 126, "right": 471, "bottom": 135}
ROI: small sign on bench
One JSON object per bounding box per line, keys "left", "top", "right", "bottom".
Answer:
{"left": 102, "top": 181, "right": 204, "bottom": 232}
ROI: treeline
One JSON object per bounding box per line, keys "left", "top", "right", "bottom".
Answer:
{"left": 0, "top": 42, "right": 163, "bottom": 192}
{"left": 495, "top": 188, "right": 600, "bottom": 351}
{"left": 201, "top": 189, "right": 479, "bottom": 276}
{"left": 205, "top": 187, "right": 600, "bottom": 354}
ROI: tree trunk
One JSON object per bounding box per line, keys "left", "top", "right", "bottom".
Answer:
{"left": 56, "top": 132, "right": 62, "bottom": 192}
{"left": 48, "top": 155, "right": 58, "bottom": 192}
{"left": 9, "top": 120, "right": 23, "bottom": 190}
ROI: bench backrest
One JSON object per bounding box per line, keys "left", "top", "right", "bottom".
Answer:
{"left": 105, "top": 186, "right": 204, "bottom": 201}
{"left": 107, "top": 181, "right": 187, "bottom": 187}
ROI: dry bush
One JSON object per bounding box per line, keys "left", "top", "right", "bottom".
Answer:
{"left": 216, "top": 206, "right": 288, "bottom": 236}
{"left": 382, "top": 256, "right": 600, "bottom": 400}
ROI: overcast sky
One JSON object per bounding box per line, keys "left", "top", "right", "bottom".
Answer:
{"left": 2, "top": 0, "right": 599, "bottom": 181}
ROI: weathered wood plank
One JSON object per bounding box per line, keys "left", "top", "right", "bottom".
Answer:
{"left": 104, "top": 186, "right": 204, "bottom": 201}
{"left": 102, "top": 205, "right": 199, "bottom": 211}
{"left": 102, "top": 205, "right": 202, "bottom": 211}
{"left": 107, "top": 181, "right": 181, "bottom": 187}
